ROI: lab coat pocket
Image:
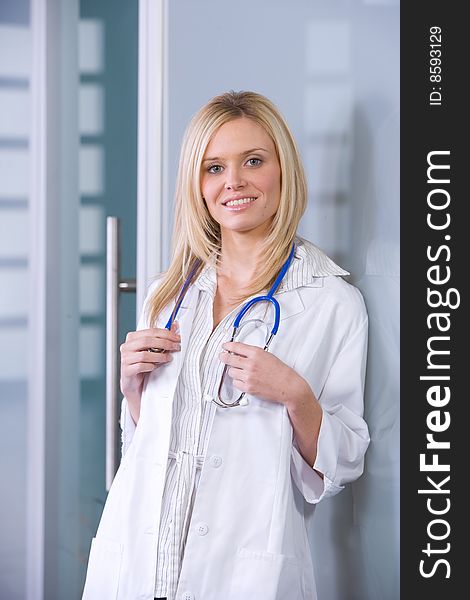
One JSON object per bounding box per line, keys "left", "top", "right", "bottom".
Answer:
{"left": 82, "top": 536, "right": 123, "bottom": 600}
{"left": 229, "top": 547, "right": 304, "bottom": 600}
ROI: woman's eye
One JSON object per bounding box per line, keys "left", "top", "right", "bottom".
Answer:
{"left": 247, "top": 158, "right": 261, "bottom": 167}
{"left": 208, "top": 164, "right": 223, "bottom": 174}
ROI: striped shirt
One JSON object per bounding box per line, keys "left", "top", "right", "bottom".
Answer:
{"left": 154, "top": 262, "right": 234, "bottom": 599}
{"left": 153, "top": 237, "right": 347, "bottom": 599}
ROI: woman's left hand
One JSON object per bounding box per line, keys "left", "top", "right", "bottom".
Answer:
{"left": 219, "top": 341, "right": 309, "bottom": 407}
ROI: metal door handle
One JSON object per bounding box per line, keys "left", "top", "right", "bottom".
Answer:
{"left": 106, "top": 217, "right": 136, "bottom": 491}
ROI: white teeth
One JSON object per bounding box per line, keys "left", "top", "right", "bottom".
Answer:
{"left": 225, "top": 197, "right": 256, "bottom": 207}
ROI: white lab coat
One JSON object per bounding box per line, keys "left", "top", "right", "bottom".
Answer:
{"left": 82, "top": 244, "right": 370, "bottom": 600}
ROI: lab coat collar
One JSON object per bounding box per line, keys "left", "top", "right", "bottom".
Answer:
{"left": 278, "top": 236, "right": 349, "bottom": 292}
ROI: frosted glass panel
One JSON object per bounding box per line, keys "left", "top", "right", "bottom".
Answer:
{"left": 78, "top": 19, "right": 104, "bottom": 74}
{"left": 0, "top": 150, "right": 29, "bottom": 197}
{"left": 0, "top": 267, "right": 28, "bottom": 317}
{"left": 0, "top": 25, "right": 30, "bottom": 77}
{"left": 79, "top": 83, "right": 104, "bottom": 136}
{"left": 0, "top": 326, "right": 28, "bottom": 379}
{"left": 0, "top": 17, "right": 30, "bottom": 597}
{"left": 0, "top": 89, "right": 30, "bottom": 137}
{"left": 79, "top": 323, "right": 104, "bottom": 378}
{"left": 79, "top": 204, "right": 106, "bottom": 254}
{"left": 79, "top": 264, "right": 105, "bottom": 315}
{"left": 80, "top": 145, "right": 105, "bottom": 195}
{"left": 0, "top": 209, "right": 28, "bottom": 256}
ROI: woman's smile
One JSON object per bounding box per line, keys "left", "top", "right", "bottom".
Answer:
{"left": 222, "top": 196, "right": 257, "bottom": 210}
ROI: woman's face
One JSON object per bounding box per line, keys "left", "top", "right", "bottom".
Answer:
{"left": 200, "top": 117, "right": 281, "bottom": 239}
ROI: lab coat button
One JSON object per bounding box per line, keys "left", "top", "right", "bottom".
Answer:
{"left": 196, "top": 522, "right": 209, "bottom": 536}
{"left": 209, "top": 454, "right": 222, "bottom": 468}
{"left": 182, "top": 592, "right": 194, "bottom": 600}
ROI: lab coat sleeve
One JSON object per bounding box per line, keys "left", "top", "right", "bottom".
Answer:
{"left": 291, "top": 318, "right": 370, "bottom": 504}
{"left": 120, "top": 395, "right": 137, "bottom": 457}
{"left": 120, "top": 278, "right": 161, "bottom": 457}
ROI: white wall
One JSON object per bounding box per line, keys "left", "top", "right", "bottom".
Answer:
{"left": 164, "top": 1, "right": 399, "bottom": 598}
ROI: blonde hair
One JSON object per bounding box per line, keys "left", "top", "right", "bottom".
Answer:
{"left": 147, "top": 90, "right": 307, "bottom": 327}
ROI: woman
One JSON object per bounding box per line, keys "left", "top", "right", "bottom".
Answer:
{"left": 82, "top": 91, "right": 370, "bottom": 600}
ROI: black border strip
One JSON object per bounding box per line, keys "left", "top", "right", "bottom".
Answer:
{"left": 401, "top": 4, "right": 465, "bottom": 596}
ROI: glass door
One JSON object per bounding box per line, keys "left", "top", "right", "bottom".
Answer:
{"left": 0, "top": 1, "right": 139, "bottom": 598}
{"left": 0, "top": 4, "right": 32, "bottom": 598}
{"left": 77, "top": 2, "right": 139, "bottom": 595}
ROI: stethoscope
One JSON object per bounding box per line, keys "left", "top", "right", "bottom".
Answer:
{"left": 155, "top": 243, "right": 296, "bottom": 408}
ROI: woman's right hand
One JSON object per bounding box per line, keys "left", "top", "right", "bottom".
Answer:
{"left": 120, "top": 322, "right": 181, "bottom": 423}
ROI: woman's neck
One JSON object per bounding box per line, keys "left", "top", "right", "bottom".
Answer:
{"left": 218, "top": 233, "right": 265, "bottom": 283}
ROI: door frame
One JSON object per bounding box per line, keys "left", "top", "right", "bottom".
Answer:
{"left": 137, "top": 0, "right": 167, "bottom": 312}
{"left": 29, "top": 1, "right": 80, "bottom": 598}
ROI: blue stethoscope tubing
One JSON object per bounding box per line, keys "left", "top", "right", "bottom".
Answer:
{"left": 231, "top": 242, "right": 295, "bottom": 343}
{"left": 161, "top": 242, "right": 296, "bottom": 407}
{"left": 165, "top": 242, "right": 296, "bottom": 337}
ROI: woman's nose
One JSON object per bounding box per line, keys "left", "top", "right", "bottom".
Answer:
{"left": 224, "top": 166, "right": 246, "bottom": 190}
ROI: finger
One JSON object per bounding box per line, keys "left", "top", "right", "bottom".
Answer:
{"left": 138, "top": 350, "right": 174, "bottom": 364}
{"left": 127, "top": 327, "right": 181, "bottom": 343}
{"left": 125, "top": 358, "right": 171, "bottom": 376}
{"left": 123, "top": 335, "right": 181, "bottom": 354}
{"left": 124, "top": 350, "right": 173, "bottom": 367}
{"left": 140, "top": 326, "right": 180, "bottom": 337}
{"left": 227, "top": 366, "right": 245, "bottom": 380}
{"left": 222, "top": 341, "right": 256, "bottom": 357}
{"left": 219, "top": 350, "right": 246, "bottom": 368}
{"left": 146, "top": 327, "right": 181, "bottom": 342}
{"left": 144, "top": 337, "right": 181, "bottom": 353}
